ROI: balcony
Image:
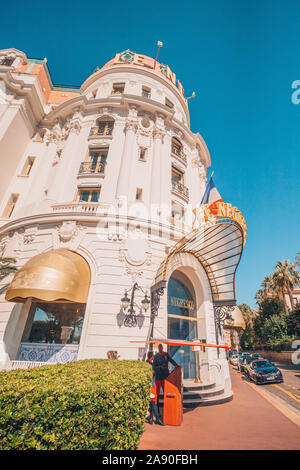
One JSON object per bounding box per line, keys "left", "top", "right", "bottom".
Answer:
{"left": 89, "top": 126, "right": 113, "bottom": 138}
{"left": 78, "top": 161, "right": 106, "bottom": 175}
{"left": 171, "top": 145, "right": 187, "bottom": 165}
{"left": 171, "top": 180, "right": 189, "bottom": 201}
{"left": 52, "top": 202, "right": 101, "bottom": 215}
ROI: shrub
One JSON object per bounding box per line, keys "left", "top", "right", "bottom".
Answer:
{"left": 0, "top": 359, "right": 152, "bottom": 450}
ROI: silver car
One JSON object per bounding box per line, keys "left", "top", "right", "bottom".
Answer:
{"left": 229, "top": 354, "right": 239, "bottom": 366}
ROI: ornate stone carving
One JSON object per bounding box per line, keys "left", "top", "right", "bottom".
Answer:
{"left": 125, "top": 119, "right": 138, "bottom": 132}
{"left": 119, "top": 49, "right": 135, "bottom": 64}
{"left": 98, "top": 106, "right": 112, "bottom": 115}
{"left": 153, "top": 127, "right": 165, "bottom": 141}
{"left": 57, "top": 221, "right": 78, "bottom": 242}
{"left": 53, "top": 221, "right": 87, "bottom": 249}
{"left": 191, "top": 156, "right": 207, "bottom": 183}
{"left": 119, "top": 233, "right": 152, "bottom": 270}
{"left": 0, "top": 237, "right": 8, "bottom": 256}
{"left": 173, "top": 128, "right": 184, "bottom": 140}
{"left": 125, "top": 268, "right": 144, "bottom": 282}
{"left": 23, "top": 232, "right": 36, "bottom": 244}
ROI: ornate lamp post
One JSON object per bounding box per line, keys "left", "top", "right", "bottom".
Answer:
{"left": 121, "top": 282, "right": 150, "bottom": 327}
{"left": 147, "top": 280, "right": 166, "bottom": 353}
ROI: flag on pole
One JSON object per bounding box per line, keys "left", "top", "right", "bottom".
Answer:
{"left": 200, "top": 175, "right": 223, "bottom": 214}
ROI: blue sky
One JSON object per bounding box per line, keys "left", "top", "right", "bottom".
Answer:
{"left": 1, "top": 0, "right": 299, "bottom": 307}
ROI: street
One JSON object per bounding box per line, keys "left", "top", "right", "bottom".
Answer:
{"left": 238, "top": 360, "right": 300, "bottom": 413}
{"left": 139, "top": 365, "right": 300, "bottom": 450}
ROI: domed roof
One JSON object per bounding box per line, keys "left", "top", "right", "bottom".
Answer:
{"left": 101, "top": 49, "right": 159, "bottom": 72}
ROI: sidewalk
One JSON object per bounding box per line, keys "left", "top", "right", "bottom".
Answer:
{"left": 138, "top": 368, "right": 300, "bottom": 450}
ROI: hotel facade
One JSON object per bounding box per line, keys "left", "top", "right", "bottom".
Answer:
{"left": 0, "top": 48, "right": 246, "bottom": 403}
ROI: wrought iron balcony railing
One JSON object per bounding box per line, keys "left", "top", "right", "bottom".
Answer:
{"left": 171, "top": 180, "right": 189, "bottom": 199}
{"left": 171, "top": 145, "right": 187, "bottom": 164}
{"left": 89, "top": 126, "right": 113, "bottom": 137}
{"left": 78, "top": 161, "right": 106, "bottom": 175}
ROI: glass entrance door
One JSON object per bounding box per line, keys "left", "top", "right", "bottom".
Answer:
{"left": 167, "top": 272, "right": 198, "bottom": 379}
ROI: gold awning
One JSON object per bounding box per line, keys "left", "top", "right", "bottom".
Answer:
{"left": 5, "top": 248, "right": 90, "bottom": 303}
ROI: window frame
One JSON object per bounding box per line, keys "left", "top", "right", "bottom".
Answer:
{"left": 77, "top": 187, "right": 101, "bottom": 203}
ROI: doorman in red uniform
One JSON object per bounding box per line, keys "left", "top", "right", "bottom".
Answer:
{"left": 152, "top": 343, "right": 178, "bottom": 412}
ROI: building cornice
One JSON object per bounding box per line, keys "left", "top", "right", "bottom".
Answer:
{"left": 0, "top": 68, "right": 45, "bottom": 129}
{"left": 38, "top": 94, "right": 211, "bottom": 168}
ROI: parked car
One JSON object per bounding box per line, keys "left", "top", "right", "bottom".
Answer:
{"left": 246, "top": 360, "right": 283, "bottom": 384}
{"left": 251, "top": 353, "right": 263, "bottom": 360}
{"left": 229, "top": 354, "right": 240, "bottom": 366}
{"left": 237, "top": 353, "right": 251, "bottom": 372}
{"left": 240, "top": 355, "right": 264, "bottom": 374}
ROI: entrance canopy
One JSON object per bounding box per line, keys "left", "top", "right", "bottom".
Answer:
{"left": 156, "top": 204, "right": 246, "bottom": 304}
{"left": 5, "top": 249, "right": 90, "bottom": 303}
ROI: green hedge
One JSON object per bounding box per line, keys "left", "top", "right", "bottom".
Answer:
{"left": 0, "top": 359, "right": 152, "bottom": 450}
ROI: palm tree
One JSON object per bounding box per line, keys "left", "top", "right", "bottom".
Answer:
{"left": 255, "top": 288, "right": 267, "bottom": 307}
{"left": 0, "top": 257, "right": 17, "bottom": 281}
{"left": 296, "top": 252, "right": 300, "bottom": 267}
{"left": 255, "top": 275, "right": 276, "bottom": 307}
{"left": 261, "top": 275, "right": 275, "bottom": 295}
{"left": 272, "top": 260, "right": 300, "bottom": 312}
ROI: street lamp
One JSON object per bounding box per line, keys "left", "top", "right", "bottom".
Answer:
{"left": 121, "top": 283, "right": 150, "bottom": 327}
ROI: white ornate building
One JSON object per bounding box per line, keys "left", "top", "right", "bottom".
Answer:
{"left": 0, "top": 48, "right": 246, "bottom": 404}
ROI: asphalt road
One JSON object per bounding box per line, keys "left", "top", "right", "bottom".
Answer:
{"left": 139, "top": 367, "right": 300, "bottom": 450}
{"left": 237, "top": 360, "right": 300, "bottom": 413}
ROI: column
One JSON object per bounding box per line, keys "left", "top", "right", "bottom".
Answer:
{"left": 100, "top": 120, "right": 126, "bottom": 204}
{"left": 115, "top": 119, "right": 137, "bottom": 200}
{"left": 150, "top": 130, "right": 163, "bottom": 207}
{"left": 160, "top": 132, "right": 171, "bottom": 208}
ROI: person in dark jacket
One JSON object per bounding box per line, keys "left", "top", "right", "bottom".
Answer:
{"left": 145, "top": 351, "right": 164, "bottom": 425}
{"left": 152, "top": 343, "right": 178, "bottom": 412}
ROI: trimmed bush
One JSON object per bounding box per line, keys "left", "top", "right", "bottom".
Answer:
{"left": 0, "top": 359, "right": 152, "bottom": 450}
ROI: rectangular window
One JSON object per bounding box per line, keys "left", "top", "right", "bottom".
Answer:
{"left": 136, "top": 188, "right": 143, "bottom": 201}
{"left": 171, "top": 166, "right": 184, "bottom": 185}
{"left": 142, "top": 86, "right": 151, "bottom": 98}
{"left": 3, "top": 194, "right": 19, "bottom": 218}
{"left": 77, "top": 188, "right": 100, "bottom": 202}
{"left": 97, "top": 120, "right": 114, "bottom": 136}
{"left": 165, "top": 98, "right": 174, "bottom": 109}
{"left": 79, "top": 148, "right": 108, "bottom": 174}
{"left": 139, "top": 147, "right": 146, "bottom": 161}
{"left": 21, "top": 302, "right": 86, "bottom": 345}
{"left": 112, "top": 83, "right": 125, "bottom": 95}
{"left": 21, "top": 156, "right": 35, "bottom": 176}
